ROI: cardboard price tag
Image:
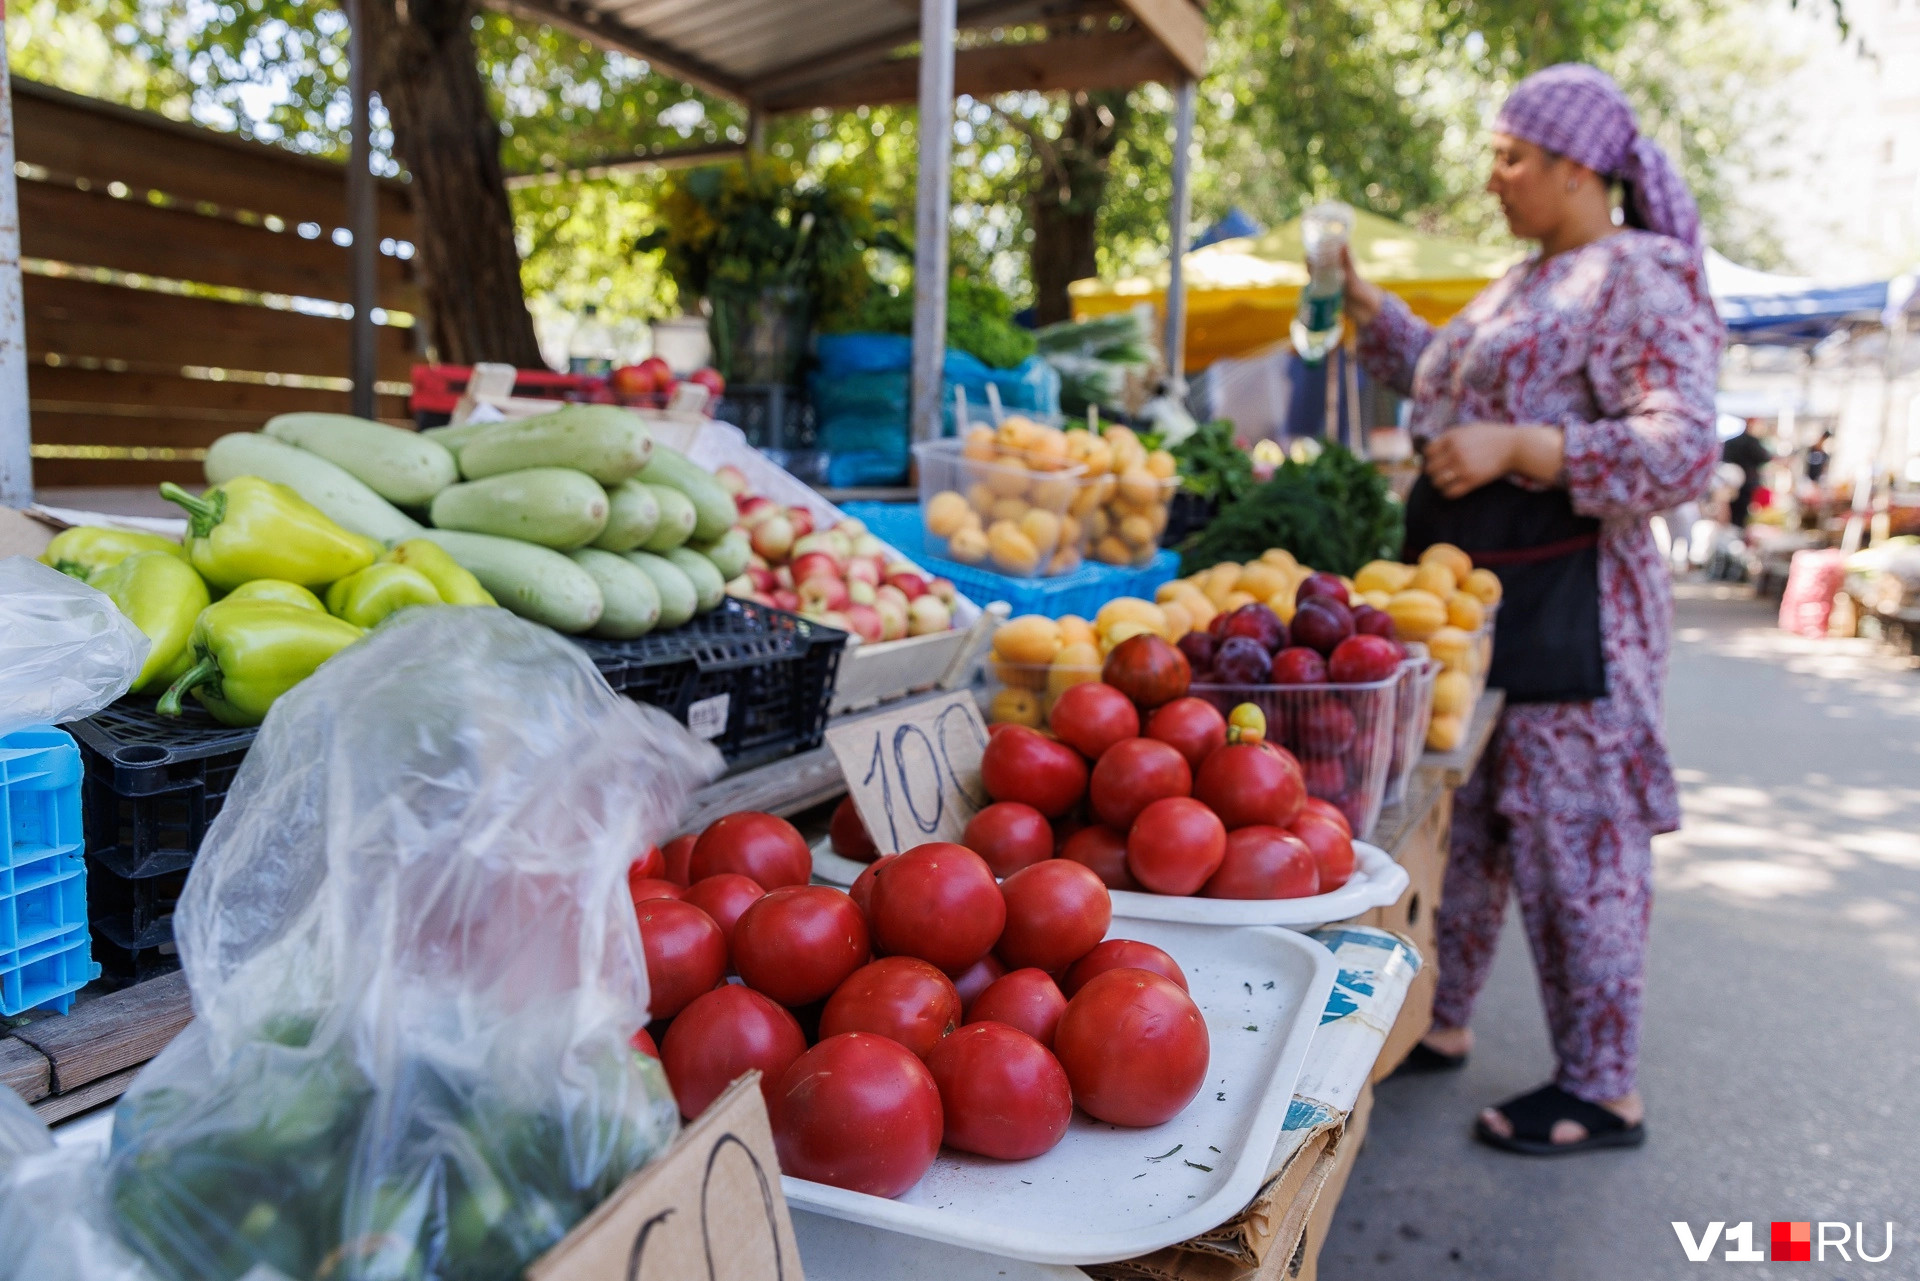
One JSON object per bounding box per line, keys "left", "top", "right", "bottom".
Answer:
{"left": 826, "top": 692, "right": 991, "bottom": 854}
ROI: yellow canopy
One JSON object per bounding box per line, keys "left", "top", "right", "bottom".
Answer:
{"left": 1070, "top": 209, "right": 1523, "bottom": 373}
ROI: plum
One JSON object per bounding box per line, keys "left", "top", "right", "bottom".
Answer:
{"left": 1291, "top": 700, "right": 1358, "bottom": 758}
{"left": 1351, "top": 605, "right": 1396, "bottom": 640}
{"left": 1220, "top": 603, "right": 1289, "bottom": 653}
{"left": 1294, "top": 572, "right": 1350, "bottom": 606}
{"left": 1328, "top": 634, "right": 1401, "bottom": 684}
{"left": 1291, "top": 599, "right": 1354, "bottom": 656}
{"left": 1270, "top": 646, "right": 1328, "bottom": 685}
{"left": 1177, "top": 630, "right": 1218, "bottom": 674}
{"left": 1211, "top": 635, "right": 1272, "bottom": 685}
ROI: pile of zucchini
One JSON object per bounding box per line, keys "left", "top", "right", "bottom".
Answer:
{"left": 202, "top": 405, "right": 749, "bottom": 639}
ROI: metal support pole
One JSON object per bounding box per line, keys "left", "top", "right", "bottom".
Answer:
{"left": 346, "top": 0, "right": 379, "bottom": 420}
{"left": 0, "top": 8, "right": 34, "bottom": 506}
{"left": 910, "top": 0, "right": 956, "bottom": 444}
{"left": 1162, "top": 78, "right": 1197, "bottom": 398}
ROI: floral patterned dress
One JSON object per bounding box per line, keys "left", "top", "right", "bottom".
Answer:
{"left": 1357, "top": 230, "right": 1722, "bottom": 1100}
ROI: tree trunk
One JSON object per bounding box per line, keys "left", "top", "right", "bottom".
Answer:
{"left": 1027, "top": 91, "right": 1129, "bottom": 327}
{"left": 358, "top": 0, "right": 545, "bottom": 368}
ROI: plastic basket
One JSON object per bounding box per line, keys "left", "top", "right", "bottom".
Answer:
{"left": 1189, "top": 675, "right": 1400, "bottom": 840}
{"left": 913, "top": 439, "right": 1089, "bottom": 577}
{"left": 1385, "top": 656, "right": 1439, "bottom": 806}
{"left": 980, "top": 661, "right": 1103, "bottom": 730}
{"left": 0, "top": 727, "right": 98, "bottom": 1014}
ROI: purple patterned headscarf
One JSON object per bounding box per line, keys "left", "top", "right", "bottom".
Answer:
{"left": 1494, "top": 63, "right": 1701, "bottom": 251}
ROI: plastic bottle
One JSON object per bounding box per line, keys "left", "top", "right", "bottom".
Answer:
{"left": 1291, "top": 202, "right": 1356, "bottom": 364}
{"left": 567, "top": 304, "right": 617, "bottom": 376}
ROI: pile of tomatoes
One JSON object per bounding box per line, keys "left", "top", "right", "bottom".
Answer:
{"left": 974, "top": 632, "right": 1358, "bottom": 902}
{"left": 627, "top": 810, "right": 1211, "bottom": 1200}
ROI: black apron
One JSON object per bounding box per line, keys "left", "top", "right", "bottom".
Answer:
{"left": 1403, "top": 475, "right": 1607, "bottom": 704}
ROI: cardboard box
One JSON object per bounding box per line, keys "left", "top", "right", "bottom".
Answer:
{"left": 527, "top": 1074, "right": 804, "bottom": 1281}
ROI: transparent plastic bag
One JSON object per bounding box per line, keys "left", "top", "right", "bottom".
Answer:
{"left": 104, "top": 607, "right": 722, "bottom": 1281}
{"left": 0, "top": 1087, "right": 160, "bottom": 1281}
{"left": 0, "top": 557, "right": 149, "bottom": 736}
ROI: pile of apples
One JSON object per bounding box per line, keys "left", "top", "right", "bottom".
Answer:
{"left": 717, "top": 465, "right": 957, "bottom": 645}
{"left": 608, "top": 357, "right": 726, "bottom": 404}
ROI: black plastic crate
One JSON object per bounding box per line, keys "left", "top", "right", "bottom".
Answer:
{"left": 87, "top": 862, "right": 188, "bottom": 980}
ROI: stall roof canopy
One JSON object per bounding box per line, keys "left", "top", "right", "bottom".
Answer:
{"left": 1070, "top": 208, "right": 1520, "bottom": 372}
{"left": 496, "top": 0, "right": 1207, "bottom": 112}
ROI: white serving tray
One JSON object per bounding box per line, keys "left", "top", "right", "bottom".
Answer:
{"left": 809, "top": 838, "right": 1408, "bottom": 934}
{"left": 779, "top": 918, "right": 1337, "bottom": 1265}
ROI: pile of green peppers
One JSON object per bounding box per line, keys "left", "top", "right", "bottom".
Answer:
{"left": 43, "top": 477, "right": 498, "bottom": 727}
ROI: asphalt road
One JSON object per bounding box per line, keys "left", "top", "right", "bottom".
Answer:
{"left": 1323, "top": 584, "right": 1920, "bottom": 1281}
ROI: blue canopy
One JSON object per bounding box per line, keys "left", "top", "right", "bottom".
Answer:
{"left": 1717, "top": 281, "right": 1890, "bottom": 345}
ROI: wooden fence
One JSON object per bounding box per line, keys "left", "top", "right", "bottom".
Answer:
{"left": 14, "top": 79, "right": 421, "bottom": 487}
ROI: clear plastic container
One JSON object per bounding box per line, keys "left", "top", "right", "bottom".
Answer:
{"left": 1385, "top": 654, "right": 1439, "bottom": 806}
{"left": 1189, "top": 674, "right": 1400, "bottom": 839}
{"left": 915, "top": 439, "right": 1088, "bottom": 578}
{"left": 980, "top": 660, "right": 1102, "bottom": 729}
{"left": 1083, "top": 469, "right": 1181, "bottom": 569}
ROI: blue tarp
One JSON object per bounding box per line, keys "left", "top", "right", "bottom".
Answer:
{"left": 1716, "top": 281, "right": 1890, "bottom": 345}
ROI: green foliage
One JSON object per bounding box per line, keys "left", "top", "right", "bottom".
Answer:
{"left": 830, "top": 274, "right": 1037, "bottom": 370}
{"left": 1170, "top": 419, "right": 1256, "bottom": 506}
{"left": 1180, "top": 443, "right": 1402, "bottom": 577}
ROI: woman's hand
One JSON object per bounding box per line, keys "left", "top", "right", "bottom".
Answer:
{"left": 1424, "top": 424, "right": 1565, "bottom": 498}
{"left": 1338, "top": 244, "right": 1385, "bottom": 330}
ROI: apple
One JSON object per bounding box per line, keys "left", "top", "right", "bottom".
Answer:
{"left": 790, "top": 551, "right": 842, "bottom": 587}
{"left": 875, "top": 583, "right": 909, "bottom": 612}
{"left": 786, "top": 507, "right": 816, "bottom": 539}
{"left": 746, "top": 551, "right": 769, "bottom": 571}
{"left": 714, "top": 464, "right": 749, "bottom": 497}
{"left": 840, "top": 517, "right": 868, "bottom": 538}
{"left": 791, "top": 533, "right": 843, "bottom": 569}
{"left": 750, "top": 514, "right": 795, "bottom": 562}
{"left": 847, "top": 558, "right": 881, "bottom": 588}
{"left": 688, "top": 366, "right": 726, "bottom": 398}
{"left": 771, "top": 589, "right": 801, "bottom": 613}
{"left": 850, "top": 533, "right": 887, "bottom": 561}
{"left": 737, "top": 494, "right": 779, "bottom": 527}
{"left": 610, "top": 364, "right": 656, "bottom": 397}
{"left": 886, "top": 569, "right": 929, "bottom": 601}
{"left": 928, "top": 577, "right": 957, "bottom": 606}
{"left": 817, "top": 610, "right": 853, "bottom": 631}
{"left": 725, "top": 574, "right": 755, "bottom": 598}
{"left": 843, "top": 603, "right": 885, "bottom": 643}
{"left": 908, "top": 594, "right": 950, "bottom": 636}
{"left": 747, "top": 566, "right": 778, "bottom": 594}
{"left": 875, "top": 597, "right": 909, "bottom": 641}
{"left": 638, "top": 355, "right": 672, "bottom": 384}
{"left": 848, "top": 579, "right": 878, "bottom": 606}
{"left": 799, "top": 577, "right": 851, "bottom": 614}
{"left": 773, "top": 565, "right": 794, "bottom": 591}
{"left": 826, "top": 529, "right": 854, "bottom": 562}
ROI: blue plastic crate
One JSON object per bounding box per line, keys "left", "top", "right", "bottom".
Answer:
{"left": 843, "top": 502, "right": 1180, "bottom": 619}
{"left": 1, "top": 726, "right": 98, "bottom": 1015}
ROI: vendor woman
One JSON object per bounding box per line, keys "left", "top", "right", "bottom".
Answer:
{"left": 1343, "top": 64, "right": 1722, "bottom": 1154}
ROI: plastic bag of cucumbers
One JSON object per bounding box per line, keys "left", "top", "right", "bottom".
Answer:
{"left": 104, "top": 608, "right": 723, "bottom": 1281}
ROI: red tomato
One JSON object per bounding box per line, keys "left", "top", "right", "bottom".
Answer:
{"left": 1193, "top": 742, "right": 1306, "bottom": 830}
{"left": 868, "top": 843, "right": 1006, "bottom": 974}
{"left": 661, "top": 984, "right": 807, "bottom": 1118}
{"left": 691, "top": 811, "right": 812, "bottom": 888}
{"left": 774, "top": 1033, "right": 944, "bottom": 1197}
{"left": 682, "top": 874, "right": 765, "bottom": 951}
{"left": 630, "top": 1026, "right": 659, "bottom": 1059}
{"left": 1145, "top": 697, "right": 1229, "bottom": 773}
{"left": 1299, "top": 796, "right": 1352, "bottom": 836}
{"left": 849, "top": 853, "right": 897, "bottom": 915}
{"left": 962, "top": 802, "right": 1055, "bottom": 878}
{"left": 631, "top": 845, "right": 665, "bottom": 883}
{"left": 1058, "top": 824, "right": 1140, "bottom": 892}
{"left": 1088, "top": 737, "right": 1192, "bottom": 830}
{"left": 1048, "top": 682, "right": 1140, "bottom": 760}
{"left": 979, "top": 726, "right": 1089, "bottom": 818}
{"left": 1053, "top": 968, "right": 1210, "bottom": 1126}
{"left": 996, "top": 860, "right": 1111, "bottom": 973}
{"left": 829, "top": 795, "right": 880, "bottom": 862}
{"left": 733, "top": 886, "right": 871, "bottom": 1006}
{"left": 662, "top": 834, "right": 698, "bottom": 886}
{"left": 1201, "top": 826, "right": 1320, "bottom": 899}
{"left": 628, "top": 877, "right": 684, "bottom": 903}
{"left": 1101, "top": 634, "right": 1191, "bottom": 710}
{"left": 1126, "top": 797, "right": 1226, "bottom": 896}
{"left": 818, "top": 957, "right": 962, "bottom": 1058}
{"left": 1064, "top": 938, "right": 1189, "bottom": 996}
{"left": 1288, "top": 811, "right": 1356, "bottom": 892}
{"left": 925, "top": 1022, "right": 1072, "bottom": 1160}
{"left": 636, "top": 899, "right": 727, "bottom": 1019}
{"left": 966, "top": 968, "right": 1067, "bottom": 1048}
{"left": 949, "top": 953, "right": 1007, "bottom": 1016}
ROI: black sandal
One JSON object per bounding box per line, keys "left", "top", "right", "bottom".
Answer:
{"left": 1473, "top": 1084, "right": 1646, "bottom": 1156}
{"left": 1391, "top": 1041, "right": 1468, "bottom": 1076}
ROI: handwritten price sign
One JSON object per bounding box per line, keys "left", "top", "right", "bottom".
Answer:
{"left": 826, "top": 692, "right": 992, "bottom": 854}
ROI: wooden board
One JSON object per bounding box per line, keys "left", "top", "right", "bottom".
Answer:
{"left": 28, "top": 456, "right": 208, "bottom": 487}
{"left": 31, "top": 1066, "right": 142, "bottom": 1124}
{"left": 20, "top": 178, "right": 422, "bottom": 312}
{"left": 9, "top": 971, "right": 192, "bottom": 1094}
{"left": 0, "top": 1037, "right": 51, "bottom": 1104}
{"left": 24, "top": 274, "right": 417, "bottom": 384}
{"left": 29, "top": 365, "right": 410, "bottom": 422}
{"left": 13, "top": 79, "right": 414, "bottom": 238}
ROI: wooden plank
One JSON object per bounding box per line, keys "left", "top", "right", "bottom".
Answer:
{"left": 24, "top": 275, "right": 416, "bottom": 384}
{"left": 746, "top": 0, "right": 1051, "bottom": 99}
{"left": 29, "top": 455, "right": 209, "bottom": 487}
{"left": 1115, "top": 0, "right": 1207, "bottom": 77}
{"left": 29, "top": 365, "right": 409, "bottom": 421}
{"left": 491, "top": 0, "right": 748, "bottom": 102}
{"left": 12, "top": 79, "right": 414, "bottom": 236}
{"left": 0, "top": 1037, "right": 52, "bottom": 1104}
{"left": 761, "top": 27, "right": 1187, "bottom": 113}
{"left": 20, "top": 179, "right": 421, "bottom": 312}
{"left": 31, "top": 1066, "right": 142, "bottom": 1124}
{"left": 9, "top": 971, "right": 192, "bottom": 1093}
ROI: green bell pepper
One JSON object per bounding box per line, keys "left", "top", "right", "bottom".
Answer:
{"left": 325, "top": 563, "right": 442, "bottom": 628}
{"left": 383, "top": 539, "right": 496, "bottom": 606}
{"left": 157, "top": 599, "right": 364, "bottom": 726}
{"left": 159, "top": 478, "right": 381, "bottom": 591}
{"left": 90, "top": 551, "right": 212, "bottom": 694}
{"left": 225, "top": 579, "right": 326, "bottom": 612}
{"left": 40, "top": 526, "right": 190, "bottom": 582}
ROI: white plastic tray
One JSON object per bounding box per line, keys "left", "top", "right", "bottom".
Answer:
{"left": 780, "top": 918, "right": 1337, "bottom": 1265}
{"left": 809, "top": 838, "right": 1408, "bottom": 933}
